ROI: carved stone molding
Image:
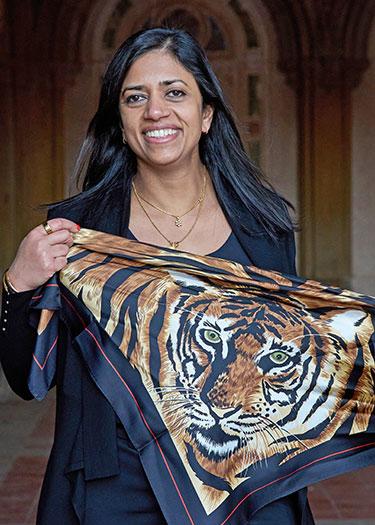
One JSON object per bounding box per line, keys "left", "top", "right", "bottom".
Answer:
{"left": 264, "top": 0, "right": 375, "bottom": 91}
{"left": 4, "top": 0, "right": 375, "bottom": 92}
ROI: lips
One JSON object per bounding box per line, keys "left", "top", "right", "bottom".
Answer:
{"left": 142, "top": 126, "right": 180, "bottom": 143}
{"left": 144, "top": 128, "right": 178, "bottom": 138}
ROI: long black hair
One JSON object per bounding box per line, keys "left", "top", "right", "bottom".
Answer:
{"left": 51, "top": 27, "right": 294, "bottom": 237}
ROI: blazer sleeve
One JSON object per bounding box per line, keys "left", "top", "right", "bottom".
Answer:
{"left": 0, "top": 287, "right": 37, "bottom": 400}
{"left": 0, "top": 206, "right": 80, "bottom": 400}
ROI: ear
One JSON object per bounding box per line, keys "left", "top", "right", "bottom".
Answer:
{"left": 201, "top": 104, "right": 214, "bottom": 134}
{"left": 326, "top": 309, "right": 368, "bottom": 342}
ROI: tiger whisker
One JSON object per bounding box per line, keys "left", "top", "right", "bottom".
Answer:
{"left": 152, "top": 388, "right": 199, "bottom": 400}
{"left": 162, "top": 399, "right": 193, "bottom": 410}
{"left": 162, "top": 400, "right": 193, "bottom": 411}
{"left": 165, "top": 412, "right": 189, "bottom": 429}
{"left": 164, "top": 405, "right": 190, "bottom": 418}
{"left": 245, "top": 436, "right": 254, "bottom": 470}
{"left": 258, "top": 416, "right": 287, "bottom": 446}
{"left": 166, "top": 415, "right": 189, "bottom": 429}
{"left": 157, "top": 396, "right": 198, "bottom": 405}
{"left": 258, "top": 415, "right": 307, "bottom": 449}
{"left": 260, "top": 425, "right": 272, "bottom": 466}
{"left": 153, "top": 386, "right": 197, "bottom": 392}
{"left": 238, "top": 428, "right": 253, "bottom": 473}
{"left": 157, "top": 388, "right": 198, "bottom": 395}
{"left": 239, "top": 421, "right": 267, "bottom": 472}
{"left": 258, "top": 416, "right": 292, "bottom": 450}
{"left": 165, "top": 412, "right": 191, "bottom": 436}
{"left": 164, "top": 396, "right": 190, "bottom": 403}
{"left": 271, "top": 421, "right": 306, "bottom": 449}
{"left": 260, "top": 423, "right": 277, "bottom": 444}
{"left": 252, "top": 423, "right": 269, "bottom": 466}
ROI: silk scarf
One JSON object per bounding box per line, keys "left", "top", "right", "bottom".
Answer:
{"left": 28, "top": 228, "right": 375, "bottom": 524}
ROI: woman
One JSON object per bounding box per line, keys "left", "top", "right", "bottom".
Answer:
{"left": 0, "top": 28, "right": 314, "bottom": 524}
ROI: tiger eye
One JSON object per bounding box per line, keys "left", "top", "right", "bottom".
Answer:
{"left": 203, "top": 330, "right": 221, "bottom": 343}
{"left": 269, "top": 351, "right": 289, "bottom": 365}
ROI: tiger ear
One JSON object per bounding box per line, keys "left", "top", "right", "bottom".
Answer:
{"left": 168, "top": 270, "right": 208, "bottom": 293}
{"left": 326, "top": 309, "right": 368, "bottom": 342}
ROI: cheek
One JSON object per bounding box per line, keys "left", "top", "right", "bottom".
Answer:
{"left": 180, "top": 103, "right": 205, "bottom": 131}
{"left": 120, "top": 117, "right": 135, "bottom": 136}
{"left": 118, "top": 105, "right": 127, "bottom": 127}
{"left": 119, "top": 108, "right": 139, "bottom": 136}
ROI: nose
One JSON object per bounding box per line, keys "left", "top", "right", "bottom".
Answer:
{"left": 143, "top": 94, "right": 170, "bottom": 121}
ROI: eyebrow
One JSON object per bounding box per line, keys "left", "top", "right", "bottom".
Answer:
{"left": 121, "top": 79, "right": 188, "bottom": 94}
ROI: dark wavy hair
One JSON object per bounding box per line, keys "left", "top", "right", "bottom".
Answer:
{"left": 51, "top": 27, "right": 294, "bottom": 237}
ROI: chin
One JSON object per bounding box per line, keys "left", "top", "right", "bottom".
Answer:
{"left": 143, "top": 153, "right": 186, "bottom": 168}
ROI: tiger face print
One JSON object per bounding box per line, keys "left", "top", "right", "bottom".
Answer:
{"left": 134, "top": 272, "right": 374, "bottom": 501}
{"left": 60, "top": 233, "right": 375, "bottom": 514}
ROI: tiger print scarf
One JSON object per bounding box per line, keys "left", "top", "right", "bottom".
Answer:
{"left": 28, "top": 228, "right": 375, "bottom": 524}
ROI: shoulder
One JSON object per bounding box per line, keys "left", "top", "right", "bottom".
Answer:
{"left": 232, "top": 213, "right": 297, "bottom": 276}
{"left": 47, "top": 203, "right": 82, "bottom": 224}
{"left": 47, "top": 192, "right": 125, "bottom": 234}
{"left": 278, "top": 229, "right": 297, "bottom": 276}
{"left": 233, "top": 198, "right": 297, "bottom": 276}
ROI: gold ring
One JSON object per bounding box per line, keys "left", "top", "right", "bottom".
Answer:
{"left": 42, "top": 221, "right": 53, "bottom": 235}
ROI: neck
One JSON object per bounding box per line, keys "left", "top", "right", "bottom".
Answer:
{"left": 133, "top": 160, "right": 208, "bottom": 213}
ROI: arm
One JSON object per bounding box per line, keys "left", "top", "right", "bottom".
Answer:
{"left": 0, "top": 217, "right": 79, "bottom": 400}
{"left": 0, "top": 286, "right": 37, "bottom": 399}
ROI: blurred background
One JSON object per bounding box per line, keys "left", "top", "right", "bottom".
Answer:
{"left": 0, "top": 1, "right": 374, "bottom": 524}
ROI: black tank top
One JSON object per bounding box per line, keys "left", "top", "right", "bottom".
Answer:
{"left": 126, "top": 230, "right": 251, "bottom": 266}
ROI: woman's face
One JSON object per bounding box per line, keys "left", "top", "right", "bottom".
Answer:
{"left": 119, "top": 50, "right": 213, "bottom": 169}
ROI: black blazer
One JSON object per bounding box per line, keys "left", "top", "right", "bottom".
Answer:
{"left": 0, "top": 194, "right": 297, "bottom": 523}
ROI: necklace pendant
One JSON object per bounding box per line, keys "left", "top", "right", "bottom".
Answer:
{"left": 170, "top": 241, "right": 179, "bottom": 249}
{"left": 175, "top": 216, "right": 183, "bottom": 227}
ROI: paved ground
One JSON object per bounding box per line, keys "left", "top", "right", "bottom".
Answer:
{"left": 0, "top": 392, "right": 374, "bottom": 525}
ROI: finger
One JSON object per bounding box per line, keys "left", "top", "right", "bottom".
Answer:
{"left": 54, "top": 256, "right": 68, "bottom": 272}
{"left": 50, "top": 243, "right": 70, "bottom": 258}
{"left": 41, "top": 218, "right": 80, "bottom": 235}
{"left": 44, "top": 229, "right": 74, "bottom": 246}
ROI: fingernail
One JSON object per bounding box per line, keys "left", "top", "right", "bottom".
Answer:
{"left": 76, "top": 224, "right": 81, "bottom": 231}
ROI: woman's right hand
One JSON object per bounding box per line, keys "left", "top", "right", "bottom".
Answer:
{"left": 6, "top": 218, "right": 80, "bottom": 292}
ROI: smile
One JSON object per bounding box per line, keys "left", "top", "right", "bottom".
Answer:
{"left": 144, "top": 128, "right": 178, "bottom": 138}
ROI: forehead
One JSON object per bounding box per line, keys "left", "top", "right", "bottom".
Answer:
{"left": 122, "top": 50, "right": 198, "bottom": 88}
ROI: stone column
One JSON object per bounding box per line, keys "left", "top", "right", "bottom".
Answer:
{"left": 296, "top": 59, "right": 356, "bottom": 287}
{"left": 266, "top": 0, "right": 375, "bottom": 287}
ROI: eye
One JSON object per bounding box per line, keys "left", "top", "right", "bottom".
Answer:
{"left": 123, "top": 93, "right": 146, "bottom": 105}
{"left": 202, "top": 330, "right": 221, "bottom": 344}
{"left": 269, "top": 351, "right": 289, "bottom": 365}
{"left": 166, "top": 89, "right": 186, "bottom": 99}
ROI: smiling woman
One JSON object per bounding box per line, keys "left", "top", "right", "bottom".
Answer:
{"left": 119, "top": 49, "right": 216, "bottom": 251}
{"left": 0, "top": 28, "right": 313, "bottom": 525}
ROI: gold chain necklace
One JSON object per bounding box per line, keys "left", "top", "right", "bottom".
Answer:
{"left": 132, "top": 176, "right": 205, "bottom": 228}
{"left": 132, "top": 174, "right": 207, "bottom": 249}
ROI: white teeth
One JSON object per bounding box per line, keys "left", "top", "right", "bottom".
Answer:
{"left": 145, "top": 128, "right": 178, "bottom": 138}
